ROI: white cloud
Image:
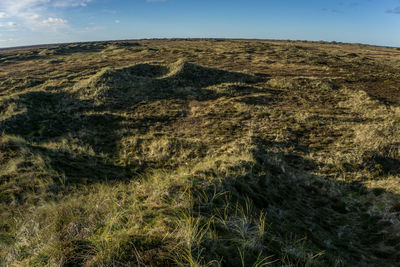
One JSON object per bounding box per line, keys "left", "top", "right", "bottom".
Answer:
{"left": 0, "top": 0, "right": 92, "bottom": 30}
{"left": 83, "top": 25, "right": 104, "bottom": 31}
{"left": 41, "top": 17, "right": 68, "bottom": 26}
{"left": 0, "top": 38, "right": 15, "bottom": 44}
{"left": 0, "top": 21, "right": 18, "bottom": 28}
{"left": 30, "top": 14, "right": 41, "bottom": 20}
{"left": 53, "top": 0, "right": 92, "bottom": 8}
{"left": 0, "top": 21, "right": 17, "bottom": 27}
{"left": 0, "top": 12, "right": 9, "bottom": 18}
{"left": 115, "top": 20, "right": 120, "bottom": 24}
{"left": 1, "top": 0, "right": 49, "bottom": 15}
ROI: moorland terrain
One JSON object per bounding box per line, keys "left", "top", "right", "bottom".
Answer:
{"left": 0, "top": 39, "right": 400, "bottom": 266}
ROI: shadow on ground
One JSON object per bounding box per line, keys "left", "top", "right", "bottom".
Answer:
{"left": 1, "top": 61, "right": 399, "bottom": 266}
{"left": 193, "top": 140, "right": 400, "bottom": 266}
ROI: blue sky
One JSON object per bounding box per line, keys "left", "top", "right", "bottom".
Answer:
{"left": 0, "top": 0, "right": 399, "bottom": 48}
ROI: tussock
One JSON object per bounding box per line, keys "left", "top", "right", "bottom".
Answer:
{"left": 73, "top": 59, "right": 261, "bottom": 102}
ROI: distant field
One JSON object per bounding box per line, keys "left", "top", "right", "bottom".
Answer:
{"left": 1, "top": 39, "right": 400, "bottom": 266}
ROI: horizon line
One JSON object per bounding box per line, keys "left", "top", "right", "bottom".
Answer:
{"left": 0, "top": 38, "right": 399, "bottom": 51}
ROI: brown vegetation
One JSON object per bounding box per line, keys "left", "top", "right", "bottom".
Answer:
{"left": 0, "top": 39, "right": 400, "bottom": 266}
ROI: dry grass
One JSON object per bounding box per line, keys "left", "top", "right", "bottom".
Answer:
{"left": 1, "top": 39, "right": 400, "bottom": 266}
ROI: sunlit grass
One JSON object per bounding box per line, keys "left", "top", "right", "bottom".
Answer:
{"left": 1, "top": 39, "right": 400, "bottom": 266}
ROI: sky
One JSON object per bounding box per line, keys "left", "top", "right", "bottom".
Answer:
{"left": 0, "top": 0, "right": 399, "bottom": 48}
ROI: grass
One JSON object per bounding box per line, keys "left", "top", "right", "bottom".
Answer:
{"left": 0, "top": 39, "right": 400, "bottom": 266}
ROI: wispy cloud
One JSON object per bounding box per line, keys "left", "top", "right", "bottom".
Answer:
{"left": 102, "top": 9, "right": 117, "bottom": 14}
{"left": 83, "top": 25, "right": 104, "bottom": 31}
{"left": 386, "top": 6, "right": 400, "bottom": 14}
{"left": 0, "top": 0, "right": 92, "bottom": 30}
{"left": 321, "top": 8, "right": 341, "bottom": 14}
{"left": 53, "top": 0, "right": 92, "bottom": 8}
{"left": 41, "top": 17, "right": 68, "bottom": 26}
{"left": 0, "top": 12, "right": 9, "bottom": 18}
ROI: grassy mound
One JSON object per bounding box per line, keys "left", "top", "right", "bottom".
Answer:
{"left": 74, "top": 59, "right": 261, "bottom": 104}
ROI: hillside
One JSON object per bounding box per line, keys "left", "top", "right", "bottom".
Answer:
{"left": 1, "top": 39, "right": 400, "bottom": 266}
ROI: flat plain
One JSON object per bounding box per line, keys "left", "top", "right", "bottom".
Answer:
{"left": 1, "top": 39, "right": 400, "bottom": 266}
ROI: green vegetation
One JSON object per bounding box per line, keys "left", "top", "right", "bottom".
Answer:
{"left": 1, "top": 39, "right": 400, "bottom": 266}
